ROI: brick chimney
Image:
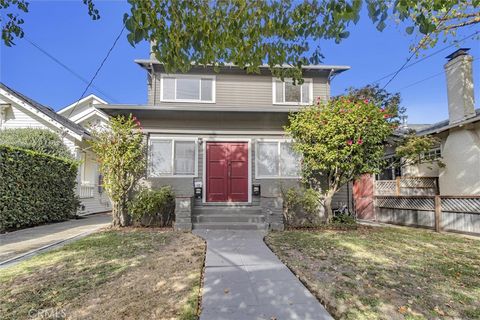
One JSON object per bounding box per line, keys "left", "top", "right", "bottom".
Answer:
{"left": 445, "top": 48, "right": 475, "bottom": 124}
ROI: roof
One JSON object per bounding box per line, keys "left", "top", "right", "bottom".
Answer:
{"left": 97, "top": 104, "right": 306, "bottom": 115}
{"left": 0, "top": 82, "right": 90, "bottom": 138}
{"left": 416, "top": 108, "right": 480, "bottom": 136}
{"left": 57, "top": 94, "right": 108, "bottom": 115}
{"left": 134, "top": 59, "right": 350, "bottom": 76}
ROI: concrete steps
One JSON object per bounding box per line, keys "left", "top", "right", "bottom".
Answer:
{"left": 192, "top": 206, "right": 266, "bottom": 230}
{"left": 192, "top": 222, "right": 267, "bottom": 230}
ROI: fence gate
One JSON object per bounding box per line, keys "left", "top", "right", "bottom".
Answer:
{"left": 353, "top": 174, "right": 374, "bottom": 220}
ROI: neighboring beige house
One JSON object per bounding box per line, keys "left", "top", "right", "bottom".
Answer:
{"left": 0, "top": 83, "right": 110, "bottom": 215}
{"left": 402, "top": 48, "right": 479, "bottom": 195}
{"left": 96, "top": 55, "right": 351, "bottom": 230}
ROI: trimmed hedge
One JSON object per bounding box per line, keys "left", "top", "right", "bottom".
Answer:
{"left": 0, "top": 145, "right": 79, "bottom": 232}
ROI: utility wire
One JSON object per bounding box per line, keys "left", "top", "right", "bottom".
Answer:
{"left": 372, "top": 31, "right": 479, "bottom": 84}
{"left": 25, "top": 38, "right": 119, "bottom": 104}
{"left": 381, "top": 9, "right": 454, "bottom": 90}
{"left": 397, "top": 57, "right": 479, "bottom": 91}
{"left": 67, "top": 24, "right": 126, "bottom": 119}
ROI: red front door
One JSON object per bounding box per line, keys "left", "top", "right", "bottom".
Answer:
{"left": 206, "top": 142, "right": 248, "bottom": 202}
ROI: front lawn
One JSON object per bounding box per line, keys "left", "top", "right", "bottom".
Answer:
{"left": 266, "top": 227, "right": 480, "bottom": 320}
{"left": 0, "top": 229, "right": 205, "bottom": 320}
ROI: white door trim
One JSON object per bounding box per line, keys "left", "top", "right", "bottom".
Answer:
{"left": 202, "top": 138, "right": 252, "bottom": 204}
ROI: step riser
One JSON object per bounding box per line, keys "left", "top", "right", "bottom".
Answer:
{"left": 193, "top": 208, "right": 262, "bottom": 215}
{"left": 193, "top": 216, "right": 265, "bottom": 223}
{"left": 192, "top": 223, "right": 267, "bottom": 230}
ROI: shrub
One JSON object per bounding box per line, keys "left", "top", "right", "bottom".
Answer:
{"left": 282, "top": 186, "right": 324, "bottom": 227}
{"left": 128, "top": 187, "right": 175, "bottom": 227}
{"left": 0, "top": 145, "right": 79, "bottom": 232}
{"left": 0, "top": 128, "right": 72, "bottom": 159}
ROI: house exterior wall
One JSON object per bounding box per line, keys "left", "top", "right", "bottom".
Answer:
{"left": 147, "top": 71, "right": 330, "bottom": 107}
{"left": 138, "top": 111, "right": 351, "bottom": 208}
{"left": 439, "top": 124, "right": 480, "bottom": 195}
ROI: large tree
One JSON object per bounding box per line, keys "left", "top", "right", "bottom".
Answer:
{"left": 2, "top": 1, "right": 478, "bottom": 80}
{"left": 286, "top": 85, "right": 441, "bottom": 222}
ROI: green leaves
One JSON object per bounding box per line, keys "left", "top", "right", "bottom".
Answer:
{"left": 90, "top": 114, "right": 146, "bottom": 224}
{"left": 0, "top": 145, "right": 78, "bottom": 231}
{"left": 0, "top": 128, "right": 73, "bottom": 159}
{"left": 286, "top": 94, "right": 394, "bottom": 190}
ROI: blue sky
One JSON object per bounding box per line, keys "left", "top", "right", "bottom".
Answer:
{"left": 0, "top": 1, "right": 478, "bottom": 124}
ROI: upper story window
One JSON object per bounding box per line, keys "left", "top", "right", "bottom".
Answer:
{"left": 272, "top": 78, "right": 313, "bottom": 105}
{"left": 161, "top": 74, "right": 215, "bottom": 103}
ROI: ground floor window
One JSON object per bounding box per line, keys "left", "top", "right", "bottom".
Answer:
{"left": 256, "top": 140, "right": 301, "bottom": 178}
{"left": 149, "top": 137, "right": 197, "bottom": 177}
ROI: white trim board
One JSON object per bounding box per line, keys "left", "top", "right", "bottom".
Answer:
{"left": 160, "top": 73, "right": 216, "bottom": 104}
{"left": 148, "top": 136, "right": 199, "bottom": 178}
{"left": 0, "top": 88, "right": 83, "bottom": 141}
{"left": 58, "top": 94, "right": 108, "bottom": 114}
{"left": 255, "top": 139, "right": 301, "bottom": 179}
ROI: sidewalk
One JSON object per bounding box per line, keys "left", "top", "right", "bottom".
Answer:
{"left": 0, "top": 213, "right": 111, "bottom": 266}
{"left": 194, "top": 230, "right": 333, "bottom": 320}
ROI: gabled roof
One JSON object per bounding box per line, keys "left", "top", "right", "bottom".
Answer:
{"left": 58, "top": 94, "right": 108, "bottom": 115}
{"left": 416, "top": 108, "right": 480, "bottom": 136}
{"left": 0, "top": 82, "right": 90, "bottom": 139}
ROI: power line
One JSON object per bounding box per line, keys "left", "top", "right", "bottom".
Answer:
{"left": 397, "top": 57, "right": 479, "bottom": 91}
{"left": 381, "top": 9, "right": 454, "bottom": 90}
{"left": 67, "top": 24, "right": 126, "bottom": 119}
{"left": 24, "top": 38, "right": 119, "bottom": 104}
{"left": 371, "top": 31, "right": 479, "bottom": 84}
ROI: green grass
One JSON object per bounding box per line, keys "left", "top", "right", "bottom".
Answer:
{"left": 0, "top": 229, "right": 205, "bottom": 320}
{"left": 266, "top": 226, "right": 480, "bottom": 320}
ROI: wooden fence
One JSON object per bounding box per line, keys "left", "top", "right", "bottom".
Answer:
{"left": 375, "top": 177, "right": 438, "bottom": 196}
{"left": 374, "top": 195, "right": 480, "bottom": 235}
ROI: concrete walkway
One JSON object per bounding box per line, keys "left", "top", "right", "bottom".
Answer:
{"left": 194, "top": 230, "right": 333, "bottom": 320}
{"left": 0, "top": 213, "right": 111, "bottom": 266}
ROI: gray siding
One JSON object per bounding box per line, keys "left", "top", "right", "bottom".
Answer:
{"left": 147, "top": 72, "right": 330, "bottom": 108}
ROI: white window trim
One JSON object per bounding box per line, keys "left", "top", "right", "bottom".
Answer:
{"left": 160, "top": 74, "right": 216, "bottom": 103}
{"left": 272, "top": 78, "right": 313, "bottom": 106}
{"left": 255, "top": 139, "right": 301, "bottom": 179}
{"left": 148, "top": 136, "right": 199, "bottom": 178}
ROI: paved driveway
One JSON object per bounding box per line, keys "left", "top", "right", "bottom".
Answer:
{"left": 194, "top": 230, "right": 333, "bottom": 320}
{"left": 0, "top": 213, "right": 111, "bottom": 266}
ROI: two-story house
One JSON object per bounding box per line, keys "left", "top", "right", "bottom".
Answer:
{"left": 97, "top": 57, "right": 350, "bottom": 230}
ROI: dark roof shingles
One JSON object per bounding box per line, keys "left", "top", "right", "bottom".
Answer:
{"left": 0, "top": 82, "right": 89, "bottom": 138}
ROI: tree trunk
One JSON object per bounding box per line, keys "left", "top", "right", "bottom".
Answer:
{"left": 112, "top": 199, "right": 131, "bottom": 227}
{"left": 324, "top": 189, "right": 336, "bottom": 223}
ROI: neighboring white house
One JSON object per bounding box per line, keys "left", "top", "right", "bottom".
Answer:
{"left": 0, "top": 83, "right": 111, "bottom": 214}
{"left": 403, "top": 48, "right": 480, "bottom": 195}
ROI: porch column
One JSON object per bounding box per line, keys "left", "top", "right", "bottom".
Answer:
{"left": 174, "top": 196, "right": 193, "bottom": 231}
{"left": 261, "top": 196, "right": 284, "bottom": 231}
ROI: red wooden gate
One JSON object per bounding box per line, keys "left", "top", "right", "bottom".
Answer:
{"left": 353, "top": 174, "right": 375, "bottom": 220}
{"left": 206, "top": 142, "right": 248, "bottom": 202}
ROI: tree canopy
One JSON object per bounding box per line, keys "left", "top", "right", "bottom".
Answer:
{"left": 2, "top": 1, "right": 478, "bottom": 80}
